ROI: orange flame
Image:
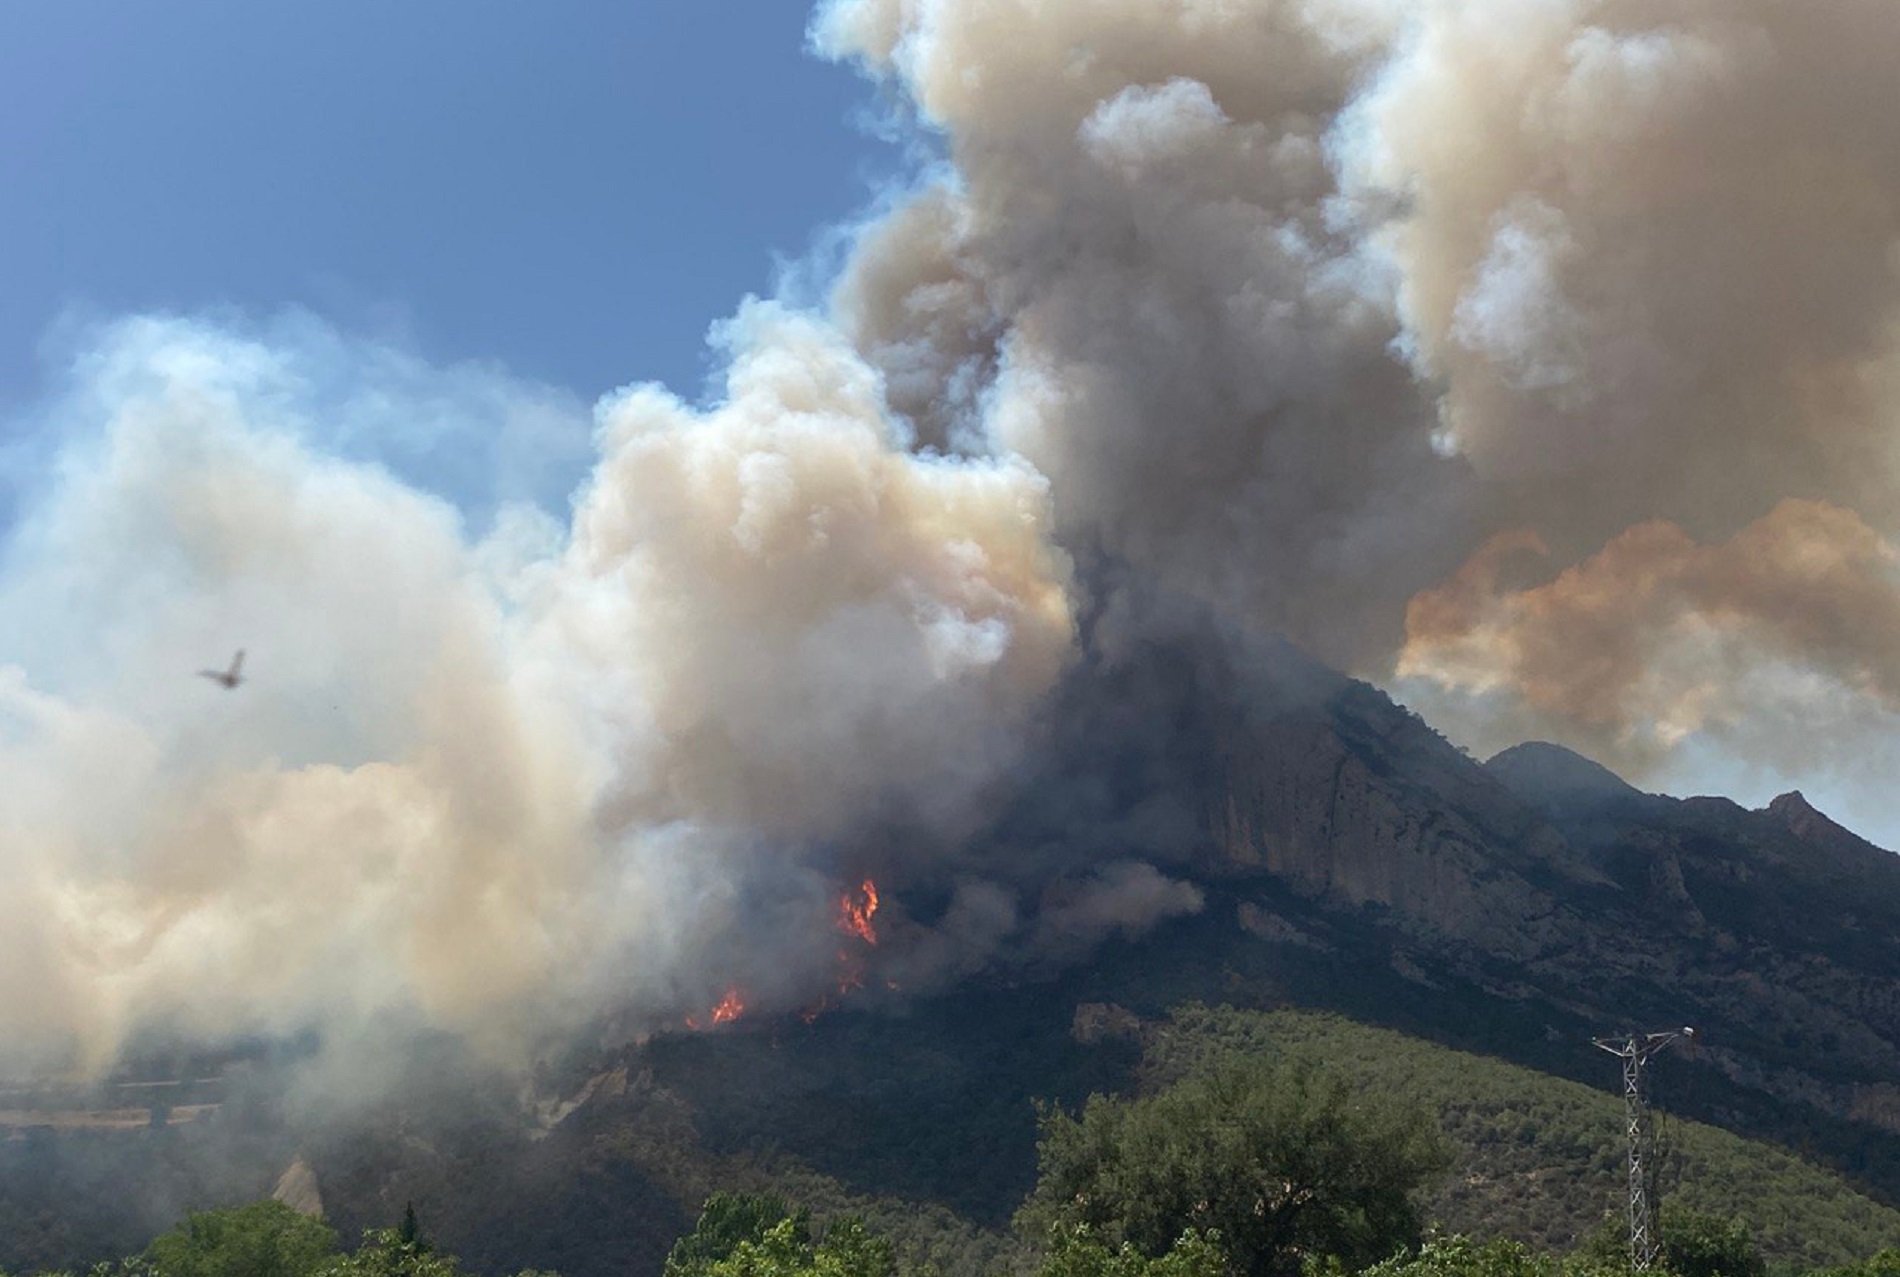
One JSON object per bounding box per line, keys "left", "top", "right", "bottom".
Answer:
{"left": 837, "top": 879, "right": 880, "bottom": 946}
{"left": 686, "top": 986, "right": 747, "bottom": 1030}
{"left": 711, "top": 987, "right": 746, "bottom": 1024}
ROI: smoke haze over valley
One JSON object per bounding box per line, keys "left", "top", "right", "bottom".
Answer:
{"left": 6, "top": 0, "right": 1900, "bottom": 1094}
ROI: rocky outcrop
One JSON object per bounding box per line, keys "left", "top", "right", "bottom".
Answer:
{"left": 1190, "top": 670, "right": 1900, "bottom": 1199}
{"left": 271, "top": 1157, "right": 323, "bottom": 1219}
{"left": 1202, "top": 683, "right": 1601, "bottom": 963}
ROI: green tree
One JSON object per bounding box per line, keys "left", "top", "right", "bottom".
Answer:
{"left": 1323, "top": 1235, "right": 1634, "bottom": 1277}
{"left": 666, "top": 1194, "right": 810, "bottom": 1277}
{"left": 312, "top": 1227, "right": 460, "bottom": 1277}
{"left": 1806, "top": 1250, "right": 1900, "bottom": 1277}
{"left": 1336, "top": 1236, "right": 1559, "bottom": 1277}
{"left": 688, "top": 1216, "right": 893, "bottom": 1277}
{"left": 1, "top": 1202, "right": 554, "bottom": 1277}
{"left": 311, "top": 1223, "right": 554, "bottom": 1277}
{"left": 139, "top": 1200, "right": 338, "bottom": 1277}
{"left": 1658, "top": 1211, "right": 1764, "bottom": 1277}
{"left": 1021, "top": 1059, "right": 1448, "bottom": 1277}
{"left": 803, "top": 1220, "right": 894, "bottom": 1277}
{"left": 665, "top": 1198, "right": 894, "bottom": 1277}
{"left": 1037, "top": 1224, "right": 1228, "bottom": 1277}
{"left": 396, "top": 1205, "right": 424, "bottom": 1253}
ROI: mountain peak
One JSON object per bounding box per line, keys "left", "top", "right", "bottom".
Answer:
{"left": 1766, "top": 789, "right": 1821, "bottom": 821}
{"left": 1762, "top": 789, "right": 1894, "bottom": 861}
{"left": 1766, "top": 789, "right": 1848, "bottom": 841}
{"left": 1484, "top": 741, "right": 1638, "bottom": 808}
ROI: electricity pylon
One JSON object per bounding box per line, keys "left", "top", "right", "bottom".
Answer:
{"left": 1593, "top": 1027, "right": 1695, "bottom": 1269}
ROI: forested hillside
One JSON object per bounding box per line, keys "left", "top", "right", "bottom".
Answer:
{"left": 1136, "top": 1007, "right": 1900, "bottom": 1270}
{"left": 313, "top": 997, "right": 1900, "bottom": 1276}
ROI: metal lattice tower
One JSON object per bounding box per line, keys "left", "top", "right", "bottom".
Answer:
{"left": 1593, "top": 1027, "right": 1695, "bottom": 1270}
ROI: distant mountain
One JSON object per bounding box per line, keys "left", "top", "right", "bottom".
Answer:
{"left": 1484, "top": 741, "right": 1644, "bottom": 811}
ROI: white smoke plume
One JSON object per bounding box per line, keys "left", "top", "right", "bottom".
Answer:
{"left": 12, "top": 0, "right": 1900, "bottom": 1073}
{"left": 0, "top": 307, "right": 1076, "bottom": 1073}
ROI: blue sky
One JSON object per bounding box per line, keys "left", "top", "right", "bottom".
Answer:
{"left": 0, "top": 0, "right": 895, "bottom": 412}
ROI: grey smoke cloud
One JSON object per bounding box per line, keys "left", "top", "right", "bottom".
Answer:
{"left": 819, "top": 0, "right": 1900, "bottom": 814}
{"left": 817, "top": 0, "right": 1458, "bottom": 669}
{"left": 1027, "top": 862, "right": 1207, "bottom": 965}
{"left": 12, "top": 0, "right": 1900, "bottom": 1073}
{"left": 1397, "top": 501, "right": 1900, "bottom": 773}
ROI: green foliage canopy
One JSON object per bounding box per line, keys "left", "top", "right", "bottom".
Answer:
{"left": 308, "top": 1226, "right": 556, "bottom": 1277}
{"left": 663, "top": 1193, "right": 892, "bottom": 1277}
{"left": 1660, "top": 1212, "right": 1767, "bottom": 1277}
{"left": 1806, "top": 1252, "right": 1900, "bottom": 1277}
{"left": 1035, "top": 1225, "right": 1228, "bottom": 1277}
{"left": 1021, "top": 1058, "right": 1449, "bottom": 1277}
{"left": 140, "top": 1201, "right": 338, "bottom": 1277}
{"left": 696, "top": 1218, "right": 892, "bottom": 1277}
{"left": 1327, "top": 1235, "right": 1636, "bottom": 1277}
{"left": 666, "top": 1195, "right": 810, "bottom": 1277}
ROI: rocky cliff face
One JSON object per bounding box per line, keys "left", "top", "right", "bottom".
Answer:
{"left": 1201, "top": 684, "right": 1595, "bottom": 955}
{"left": 271, "top": 1158, "right": 323, "bottom": 1219}
{"left": 1193, "top": 668, "right": 1900, "bottom": 1182}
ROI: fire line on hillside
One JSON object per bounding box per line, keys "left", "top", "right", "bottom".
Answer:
{"left": 683, "top": 879, "right": 882, "bottom": 1031}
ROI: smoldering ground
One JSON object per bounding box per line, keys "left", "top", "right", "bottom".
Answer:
{"left": 8, "top": 0, "right": 1900, "bottom": 1085}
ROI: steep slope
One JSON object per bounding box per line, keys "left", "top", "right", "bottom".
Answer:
{"left": 1139, "top": 1005, "right": 1900, "bottom": 1269}
{"left": 322, "top": 979, "right": 1900, "bottom": 1277}
{"left": 286, "top": 963, "right": 1900, "bottom": 1277}
{"left": 1189, "top": 666, "right": 1900, "bottom": 1203}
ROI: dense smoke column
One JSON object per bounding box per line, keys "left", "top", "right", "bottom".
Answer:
{"left": 11, "top": 0, "right": 1900, "bottom": 1076}
{"left": 821, "top": 0, "right": 1900, "bottom": 812}
{"left": 818, "top": 0, "right": 1476, "bottom": 671}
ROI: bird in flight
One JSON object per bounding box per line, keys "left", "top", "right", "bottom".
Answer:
{"left": 198, "top": 649, "right": 245, "bottom": 689}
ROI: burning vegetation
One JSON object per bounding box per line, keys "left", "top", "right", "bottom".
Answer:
{"left": 685, "top": 987, "right": 747, "bottom": 1031}
{"left": 683, "top": 881, "right": 881, "bottom": 1032}
{"left": 837, "top": 880, "right": 879, "bottom": 946}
